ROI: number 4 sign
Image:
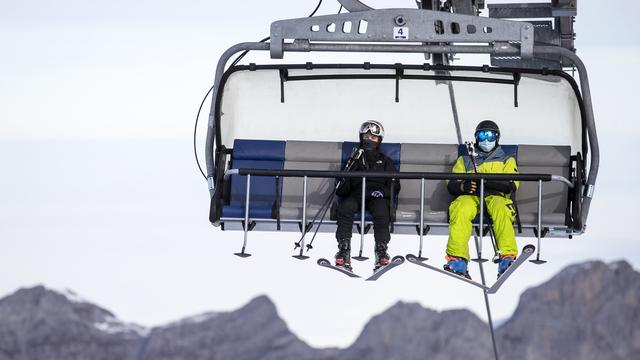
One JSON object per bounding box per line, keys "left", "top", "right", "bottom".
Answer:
{"left": 393, "top": 27, "right": 409, "bottom": 40}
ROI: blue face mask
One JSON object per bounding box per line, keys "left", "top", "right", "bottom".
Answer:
{"left": 478, "top": 140, "right": 496, "bottom": 153}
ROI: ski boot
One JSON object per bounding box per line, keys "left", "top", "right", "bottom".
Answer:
{"left": 443, "top": 255, "right": 471, "bottom": 279}
{"left": 335, "top": 240, "right": 353, "bottom": 272}
{"left": 374, "top": 242, "right": 390, "bottom": 271}
{"left": 497, "top": 255, "right": 516, "bottom": 279}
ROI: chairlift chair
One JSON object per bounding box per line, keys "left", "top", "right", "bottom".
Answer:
{"left": 200, "top": 0, "right": 597, "bottom": 262}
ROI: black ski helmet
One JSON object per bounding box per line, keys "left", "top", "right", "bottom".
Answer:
{"left": 475, "top": 120, "right": 500, "bottom": 142}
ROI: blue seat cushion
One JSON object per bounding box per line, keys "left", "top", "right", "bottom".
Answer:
{"left": 233, "top": 139, "right": 286, "bottom": 161}
{"left": 222, "top": 140, "right": 285, "bottom": 219}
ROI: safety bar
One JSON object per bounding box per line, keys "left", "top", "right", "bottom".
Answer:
{"left": 224, "top": 168, "right": 572, "bottom": 187}
{"left": 227, "top": 169, "right": 567, "bottom": 260}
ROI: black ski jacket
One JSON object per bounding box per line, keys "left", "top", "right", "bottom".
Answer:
{"left": 335, "top": 148, "right": 401, "bottom": 199}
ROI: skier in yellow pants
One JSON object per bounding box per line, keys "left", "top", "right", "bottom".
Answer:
{"left": 444, "top": 120, "right": 519, "bottom": 279}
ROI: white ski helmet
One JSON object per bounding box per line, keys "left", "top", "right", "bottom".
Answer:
{"left": 359, "top": 120, "right": 385, "bottom": 140}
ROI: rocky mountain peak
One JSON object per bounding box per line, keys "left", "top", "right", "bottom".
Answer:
{"left": 498, "top": 259, "right": 640, "bottom": 360}
{"left": 240, "top": 294, "right": 279, "bottom": 318}
{"left": 342, "top": 300, "right": 494, "bottom": 360}
{"left": 0, "top": 260, "right": 637, "bottom": 360}
{"left": 0, "top": 285, "right": 116, "bottom": 326}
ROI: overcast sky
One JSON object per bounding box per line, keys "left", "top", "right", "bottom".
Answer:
{"left": 1, "top": 0, "right": 639, "bottom": 348}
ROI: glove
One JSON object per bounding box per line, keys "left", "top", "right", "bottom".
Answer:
{"left": 485, "top": 180, "right": 515, "bottom": 194}
{"left": 335, "top": 178, "right": 351, "bottom": 197}
{"left": 461, "top": 180, "right": 478, "bottom": 195}
{"left": 370, "top": 190, "right": 384, "bottom": 198}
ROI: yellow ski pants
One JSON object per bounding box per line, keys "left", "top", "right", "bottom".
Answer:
{"left": 446, "top": 195, "right": 518, "bottom": 261}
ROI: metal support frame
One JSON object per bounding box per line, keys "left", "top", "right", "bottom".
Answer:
{"left": 530, "top": 180, "right": 548, "bottom": 264}
{"left": 223, "top": 169, "right": 574, "bottom": 236}
{"left": 488, "top": 1, "right": 577, "bottom": 69}
{"left": 450, "top": 0, "right": 479, "bottom": 15}
{"left": 472, "top": 179, "right": 489, "bottom": 263}
{"left": 234, "top": 174, "right": 252, "bottom": 257}
{"left": 417, "top": 178, "right": 428, "bottom": 261}
{"left": 353, "top": 177, "right": 369, "bottom": 261}
{"left": 293, "top": 176, "right": 310, "bottom": 260}
{"left": 270, "top": 9, "right": 534, "bottom": 59}
{"left": 488, "top": 1, "right": 577, "bottom": 18}
{"left": 225, "top": 169, "right": 572, "bottom": 187}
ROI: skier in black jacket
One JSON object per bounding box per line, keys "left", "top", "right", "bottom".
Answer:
{"left": 334, "top": 120, "right": 400, "bottom": 271}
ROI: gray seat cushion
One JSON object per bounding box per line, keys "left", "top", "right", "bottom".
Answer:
{"left": 280, "top": 141, "right": 342, "bottom": 220}
{"left": 396, "top": 144, "right": 458, "bottom": 223}
{"left": 395, "top": 143, "right": 571, "bottom": 228}
{"left": 514, "top": 145, "right": 571, "bottom": 226}
{"left": 277, "top": 141, "right": 572, "bottom": 231}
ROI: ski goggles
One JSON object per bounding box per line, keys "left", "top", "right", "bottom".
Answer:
{"left": 359, "top": 122, "right": 384, "bottom": 137}
{"left": 475, "top": 130, "right": 498, "bottom": 142}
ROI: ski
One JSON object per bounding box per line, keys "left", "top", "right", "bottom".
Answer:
{"left": 486, "top": 244, "right": 535, "bottom": 294}
{"left": 317, "top": 258, "right": 360, "bottom": 278}
{"left": 365, "top": 256, "right": 405, "bottom": 281}
{"left": 406, "top": 244, "right": 535, "bottom": 293}
{"left": 406, "top": 254, "right": 489, "bottom": 291}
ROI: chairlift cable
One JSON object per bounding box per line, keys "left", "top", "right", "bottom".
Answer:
{"left": 466, "top": 142, "right": 502, "bottom": 360}
{"left": 447, "top": 80, "right": 463, "bottom": 144}
{"left": 230, "top": 0, "right": 325, "bottom": 67}
{"left": 309, "top": 0, "right": 324, "bottom": 17}
{"left": 194, "top": 84, "right": 214, "bottom": 179}
{"left": 194, "top": 0, "right": 325, "bottom": 179}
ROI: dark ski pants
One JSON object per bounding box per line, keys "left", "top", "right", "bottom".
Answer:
{"left": 335, "top": 196, "right": 391, "bottom": 246}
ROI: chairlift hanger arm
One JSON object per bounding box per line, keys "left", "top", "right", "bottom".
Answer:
{"left": 342, "top": 0, "right": 484, "bottom": 13}
{"left": 337, "top": 0, "right": 372, "bottom": 12}
{"left": 270, "top": 8, "right": 534, "bottom": 59}
{"left": 488, "top": 1, "right": 577, "bottom": 19}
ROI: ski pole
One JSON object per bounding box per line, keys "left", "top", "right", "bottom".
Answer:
{"left": 352, "top": 176, "right": 368, "bottom": 261}
{"left": 296, "top": 148, "right": 363, "bottom": 251}
{"left": 294, "top": 188, "right": 335, "bottom": 250}
{"left": 305, "top": 191, "right": 337, "bottom": 251}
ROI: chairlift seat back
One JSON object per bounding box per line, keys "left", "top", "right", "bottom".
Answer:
{"left": 515, "top": 145, "right": 571, "bottom": 226}
{"left": 280, "top": 140, "right": 343, "bottom": 220}
{"left": 222, "top": 139, "right": 285, "bottom": 219}
{"left": 396, "top": 143, "right": 459, "bottom": 223}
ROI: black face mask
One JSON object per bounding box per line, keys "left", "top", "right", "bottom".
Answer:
{"left": 362, "top": 139, "right": 379, "bottom": 150}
